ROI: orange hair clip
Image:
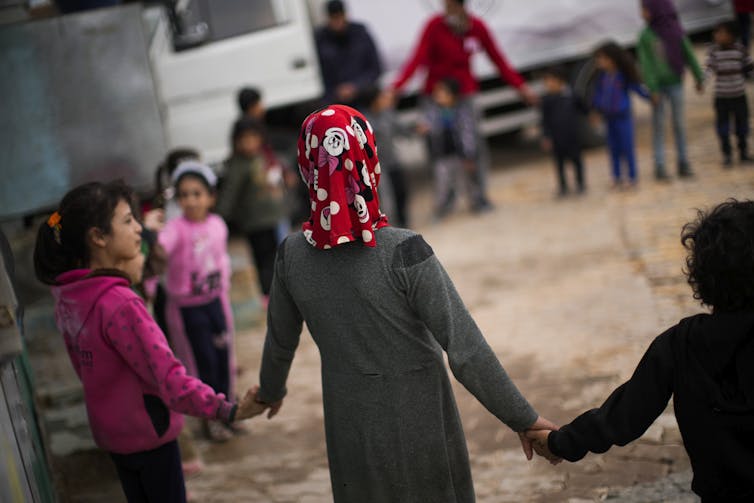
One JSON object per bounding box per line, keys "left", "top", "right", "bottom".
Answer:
{"left": 47, "top": 211, "right": 61, "bottom": 229}
{"left": 47, "top": 211, "right": 62, "bottom": 244}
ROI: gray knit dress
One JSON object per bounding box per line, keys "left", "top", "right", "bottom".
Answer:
{"left": 258, "top": 227, "right": 538, "bottom": 502}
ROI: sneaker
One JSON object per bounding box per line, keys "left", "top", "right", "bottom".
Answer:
{"left": 678, "top": 162, "right": 694, "bottom": 178}
{"left": 471, "top": 199, "right": 495, "bottom": 214}
{"left": 723, "top": 155, "right": 734, "bottom": 168}
{"left": 654, "top": 168, "right": 670, "bottom": 181}
{"left": 740, "top": 153, "right": 754, "bottom": 165}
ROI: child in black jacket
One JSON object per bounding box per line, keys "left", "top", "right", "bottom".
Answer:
{"left": 528, "top": 200, "right": 754, "bottom": 502}
{"left": 540, "top": 66, "right": 588, "bottom": 196}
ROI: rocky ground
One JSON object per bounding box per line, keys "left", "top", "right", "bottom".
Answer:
{"left": 19, "top": 50, "right": 754, "bottom": 502}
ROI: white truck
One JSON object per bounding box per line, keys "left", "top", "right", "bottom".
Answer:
{"left": 0, "top": 0, "right": 731, "bottom": 218}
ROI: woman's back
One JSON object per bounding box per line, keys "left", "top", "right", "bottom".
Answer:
{"left": 280, "top": 227, "right": 441, "bottom": 372}
{"left": 262, "top": 227, "right": 537, "bottom": 502}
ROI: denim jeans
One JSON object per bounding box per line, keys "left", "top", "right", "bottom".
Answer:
{"left": 652, "top": 83, "right": 689, "bottom": 174}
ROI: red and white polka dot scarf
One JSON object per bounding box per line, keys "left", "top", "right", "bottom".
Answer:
{"left": 297, "top": 105, "right": 390, "bottom": 250}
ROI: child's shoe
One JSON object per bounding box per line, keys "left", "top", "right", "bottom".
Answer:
{"left": 182, "top": 458, "right": 204, "bottom": 478}
{"left": 723, "top": 154, "right": 734, "bottom": 168}
{"left": 654, "top": 166, "right": 670, "bottom": 181}
{"left": 740, "top": 152, "right": 754, "bottom": 165}
{"left": 678, "top": 162, "right": 694, "bottom": 178}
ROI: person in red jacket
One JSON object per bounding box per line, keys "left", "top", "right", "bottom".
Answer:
{"left": 391, "top": 0, "right": 536, "bottom": 212}
{"left": 734, "top": 0, "right": 754, "bottom": 49}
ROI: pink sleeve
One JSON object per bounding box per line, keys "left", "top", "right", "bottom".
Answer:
{"left": 477, "top": 20, "right": 525, "bottom": 89}
{"left": 105, "top": 297, "right": 236, "bottom": 422}
{"left": 158, "top": 220, "right": 180, "bottom": 256}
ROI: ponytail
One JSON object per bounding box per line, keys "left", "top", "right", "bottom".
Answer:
{"left": 34, "top": 217, "right": 72, "bottom": 285}
{"left": 33, "top": 181, "right": 135, "bottom": 285}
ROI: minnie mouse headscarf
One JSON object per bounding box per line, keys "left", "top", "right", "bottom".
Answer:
{"left": 297, "top": 105, "right": 389, "bottom": 250}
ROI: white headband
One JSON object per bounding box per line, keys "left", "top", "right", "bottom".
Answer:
{"left": 171, "top": 160, "right": 218, "bottom": 188}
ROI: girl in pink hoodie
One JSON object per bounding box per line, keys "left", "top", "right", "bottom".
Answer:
{"left": 34, "top": 181, "right": 265, "bottom": 503}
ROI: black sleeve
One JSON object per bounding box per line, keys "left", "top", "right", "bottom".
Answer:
{"left": 548, "top": 330, "right": 675, "bottom": 462}
{"left": 540, "top": 99, "right": 553, "bottom": 139}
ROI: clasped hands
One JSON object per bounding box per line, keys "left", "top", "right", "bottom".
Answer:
{"left": 518, "top": 416, "right": 561, "bottom": 465}
{"left": 234, "top": 385, "right": 284, "bottom": 421}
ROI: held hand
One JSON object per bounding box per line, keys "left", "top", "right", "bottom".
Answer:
{"left": 235, "top": 386, "right": 268, "bottom": 421}
{"left": 695, "top": 81, "right": 704, "bottom": 95}
{"left": 651, "top": 93, "right": 661, "bottom": 106}
{"left": 525, "top": 429, "right": 561, "bottom": 465}
{"left": 265, "top": 399, "right": 283, "bottom": 419}
{"left": 519, "top": 416, "right": 561, "bottom": 464}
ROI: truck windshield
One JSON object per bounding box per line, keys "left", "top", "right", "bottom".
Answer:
{"left": 177, "top": 0, "right": 291, "bottom": 46}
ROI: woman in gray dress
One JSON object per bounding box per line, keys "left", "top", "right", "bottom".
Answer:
{"left": 255, "top": 104, "right": 555, "bottom": 502}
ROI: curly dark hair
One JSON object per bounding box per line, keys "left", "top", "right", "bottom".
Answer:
{"left": 681, "top": 200, "right": 754, "bottom": 312}
{"left": 594, "top": 41, "right": 642, "bottom": 85}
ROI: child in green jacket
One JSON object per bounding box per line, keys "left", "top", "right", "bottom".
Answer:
{"left": 637, "top": 0, "right": 704, "bottom": 180}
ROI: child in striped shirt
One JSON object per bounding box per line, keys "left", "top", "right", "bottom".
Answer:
{"left": 706, "top": 21, "right": 754, "bottom": 166}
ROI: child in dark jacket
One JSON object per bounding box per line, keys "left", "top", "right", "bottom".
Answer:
{"left": 592, "top": 42, "right": 651, "bottom": 188}
{"left": 528, "top": 200, "right": 754, "bottom": 502}
{"left": 540, "top": 66, "right": 588, "bottom": 196}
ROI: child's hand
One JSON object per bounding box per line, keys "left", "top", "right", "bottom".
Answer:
{"left": 540, "top": 137, "right": 553, "bottom": 152}
{"left": 235, "top": 385, "right": 268, "bottom": 420}
{"left": 415, "top": 122, "right": 431, "bottom": 136}
{"left": 524, "top": 429, "right": 561, "bottom": 465}
{"left": 651, "top": 93, "right": 661, "bottom": 106}
{"left": 588, "top": 111, "right": 601, "bottom": 128}
{"left": 143, "top": 209, "right": 165, "bottom": 232}
{"left": 695, "top": 81, "right": 704, "bottom": 95}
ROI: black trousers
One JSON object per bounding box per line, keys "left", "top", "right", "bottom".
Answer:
{"left": 715, "top": 95, "right": 750, "bottom": 156}
{"left": 180, "top": 298, "right": 229, "bottom": 396}
{"left": 247, "top": 228, "right": 278, "bottom": 296}
{"left": 110, "top": 440, "right": 185, "bottom": 503}
{"left": 554, "top": 149, "right": 585, "bottom": 192}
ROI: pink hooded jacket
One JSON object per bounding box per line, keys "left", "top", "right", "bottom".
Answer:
{"left": 52, "top": 269, "right": 236, "bottom": 454}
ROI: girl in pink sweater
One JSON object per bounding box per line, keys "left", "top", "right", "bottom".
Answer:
{"left": 34, "top": 181, "right": 264, "bottom": 503}
{"left": 158, "top": 161, "right": 239, "bottom": 442}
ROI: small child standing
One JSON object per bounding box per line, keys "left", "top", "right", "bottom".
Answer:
{"left": 705, "top": 21, "right": 754, "bottom": 167}
{"left": 33, "top": 181, "right": 263, "bottom": 503}
{"left": 422, "top": 78, "right": 480, "bottom": 218}
{"left": 527, "top": 199, "right": 754, "bottom": 501}
{"left": 592, "top": 42, "right": 651, "bottom": 188}
{"left": 217, "top": 118, "right": 286, "bottom": 303}
{"left": 361, "top": 87, "right": 411, "bottom": 227}
{"left": 540, "top": 66, "right": 588, "bottom": 196}
{"left": 159, "top": 162, "right": 238, "bottom": 442}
